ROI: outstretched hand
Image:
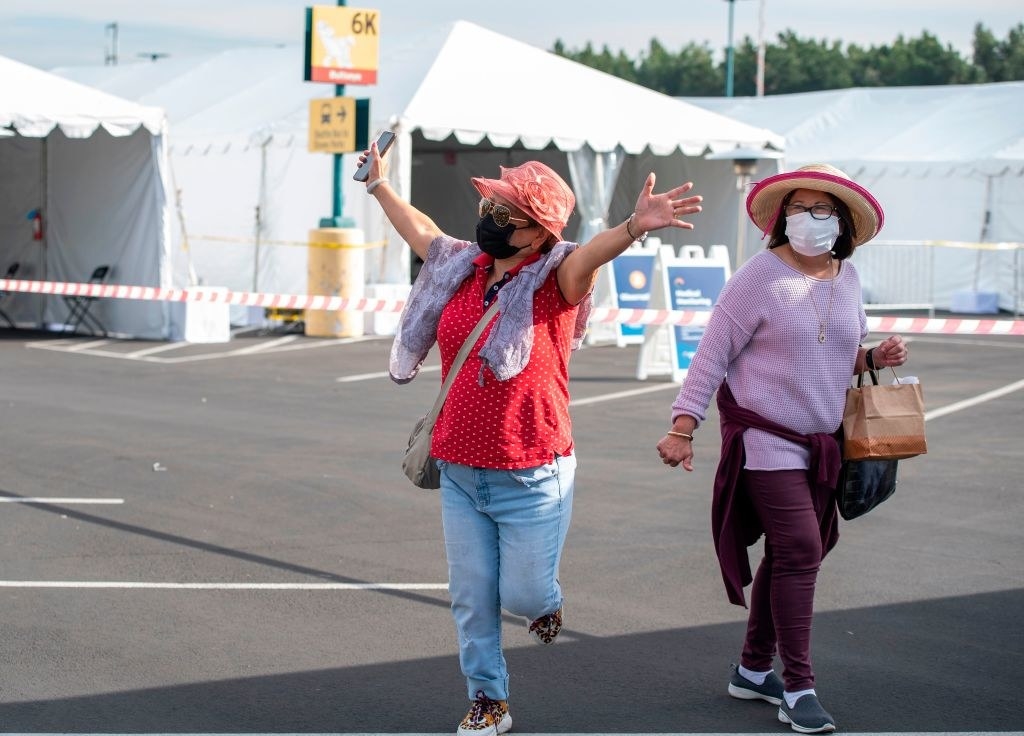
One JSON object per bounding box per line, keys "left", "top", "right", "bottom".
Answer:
{"left": 632, "top": 173, "right": 703, "bottom": 234}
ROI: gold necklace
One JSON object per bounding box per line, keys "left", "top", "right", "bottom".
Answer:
{"left": 800, "top": 257, "right": 836, "bottom": 344}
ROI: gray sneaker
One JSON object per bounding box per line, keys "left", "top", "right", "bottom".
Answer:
{"left": 778, "top": 693, "right": 836, "bottom": 733}
{"left": 727, "top": 663, "right": 783, "bottom": 705}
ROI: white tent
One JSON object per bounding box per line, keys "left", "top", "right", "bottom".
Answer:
{"left": 55, "top": 21, "right": 783, "bottom": 319}
{"left": 0, "top": 55, "right": 176, "bottom": 338}
{"left": 685, "top": 83, "right": 1024, "bottom": 312}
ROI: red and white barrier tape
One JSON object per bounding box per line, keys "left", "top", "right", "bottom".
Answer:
{"left": 2, "top": 278, "right": 1023, "bottom": 335}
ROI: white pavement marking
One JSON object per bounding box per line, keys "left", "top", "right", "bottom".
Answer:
{"left": 569, "top": 382, "right": 679, "bottom": 407}
{"left": 25, "top": 334, "right": 372, "bottom": 363}
{"left": 216, "top": 334, "right": 300, "bottom": 355}
{"left": 5, "top": 732, "right": 1014, "bottom": 736}
{"left": 0, "top": 497, "right": 123, "bottom": 504}
{"left": 124, "top": 341, "right": 194, "bottom": 358}
{"left": 0, "top": 581, "right": 448, "bottom": 590}
{"left": 925, "top": 377, "right": 1024, "bottom": 422}
{"left": 908, "top": 335, "right": 1024, "bottom": 349}
{"left": 65, "top": 338, "right": 112, "bottom": 352}
{"left": 337, "top": 365, "right": 441, "bottom": 382}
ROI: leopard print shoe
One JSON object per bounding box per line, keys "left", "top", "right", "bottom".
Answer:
{"left": 528, "top": 606, "right": 563, "bottom": 645}
{"left": 457, "top": 690, "right": 511, "bottom": 736}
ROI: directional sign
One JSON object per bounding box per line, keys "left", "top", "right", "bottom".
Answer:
{"left": 304, "top": 6, "right": 380, "bottom": 85}
{"left": 308, "top": 96, "right": 357, "bottom": 153}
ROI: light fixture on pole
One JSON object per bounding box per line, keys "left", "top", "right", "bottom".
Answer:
{"left": 705, "top": 146, "right": 784, "bottom": 265}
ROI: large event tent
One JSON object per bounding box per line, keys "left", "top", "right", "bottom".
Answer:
{"left": 0, "top": 55, "right": 177, "bottom": 338}
{"left": 686, "top": 83, "right": 1024, "bottom": 312}
{"left": 55, "top": 21, "right": 784, "bottom": 320}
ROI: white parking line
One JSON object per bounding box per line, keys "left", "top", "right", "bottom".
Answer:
{"left": 124, "top": 341, "right": 193, "bottom": 358}
{"left": 925, "top": 377, "right": 1024, "bottom": 422}
{"left": 337, "top": 365, "right": 441, "bottom": 382}
{"left": 65, "top": 338, "right": 112, "bottom": 351}
{"left": 570, "top": 382, "right": 679, "bottom": 407}
{"left": 220, "top": 334, "right": 300, "bottom": 355}
{"left": 0, "top": 497, "right": 124, "bottom": 504}
{"left": 25, "top": 334, "right": 373, "bottom": 363}
{"left": 0, "top": 581, "right": 448, "bottom": 590}
{"left": 3, "top": 732, "right": 1011, "bottom": 736}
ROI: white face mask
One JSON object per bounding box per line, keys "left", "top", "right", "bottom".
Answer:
{"left": 785, "top": 212, "right": 840, "bottom": 256}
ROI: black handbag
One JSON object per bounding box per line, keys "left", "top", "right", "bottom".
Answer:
{"left": 836, "top": 457, "right": 899, "bottom": 520}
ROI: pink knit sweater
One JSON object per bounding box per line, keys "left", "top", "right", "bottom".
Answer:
{"left": 671, "top": 248, "right": 868, "bottom": 470}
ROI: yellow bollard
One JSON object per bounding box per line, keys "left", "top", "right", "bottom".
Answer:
{"left": 306, "top": 227, "right": 365, "bottom": 337}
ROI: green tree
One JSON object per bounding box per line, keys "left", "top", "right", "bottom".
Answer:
{"left": 846, "top": 43, "right": 884, "bottom": 87}
{"left": 730, "top": 37, "right": 760, "bottom": 96}
{"left": 972, "top": 22, "right": 1024, "bottom": 81}
{"left": 635, "top": 38, "right": 679, "bottom": 93}
{"left": 644, "top": 41, "right": 721, "bottom": 96}
{"left": 755, "top": 31, "right": 852, "bottom": 94}
{"left": 553, "top": 23, "right": 1023, "bottom": 97}
{"left": 875, "top": 31, "right": 977, "bottom": 85}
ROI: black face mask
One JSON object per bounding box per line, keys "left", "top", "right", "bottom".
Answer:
{"left": 476, "top": 214, "right": 527, "bottom": 260}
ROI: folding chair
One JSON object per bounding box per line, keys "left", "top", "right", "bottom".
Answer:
{"left": 0, "top": 262, "right": 19, "bottom": 329}
{"left": 62, "top": 265, "right": 110, "bottom": 336}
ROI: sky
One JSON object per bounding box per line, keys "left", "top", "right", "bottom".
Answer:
{"left": 0, "top": 0, "right": 1021, "bottom": 72}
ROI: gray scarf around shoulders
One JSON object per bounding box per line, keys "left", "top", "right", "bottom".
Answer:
{"left": 389, "top": 234, "right": 592, "bottom": 384}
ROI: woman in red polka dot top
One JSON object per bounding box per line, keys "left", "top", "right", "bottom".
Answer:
{"left": 358, "top": 138, "right": 702, "bottom": 736}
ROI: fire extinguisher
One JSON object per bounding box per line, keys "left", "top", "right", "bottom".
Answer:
{"left": 27, "top": 209, "right": 43, "bottom": 241}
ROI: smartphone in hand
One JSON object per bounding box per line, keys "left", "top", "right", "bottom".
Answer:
{"left": 353, "top": 130, "right": 397, "bottom": 181}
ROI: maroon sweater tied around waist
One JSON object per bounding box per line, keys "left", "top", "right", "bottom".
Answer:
{"left": 713, "top": 380, "right": 842, "bottom": 607}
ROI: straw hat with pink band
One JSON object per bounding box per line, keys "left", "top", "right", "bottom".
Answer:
{"left": 472, "top": 161, "right": 576, "bottom": 243}
{"left": 745, "top": 163, "right": 885, "bottom": 247}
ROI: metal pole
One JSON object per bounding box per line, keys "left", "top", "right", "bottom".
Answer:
{"left": 725, "top": 0, "right": 736, "bottom": 97}
{"left": 756, "top": 0, "right": 766, "bottom": 96}
{"left": 105, "top": 23, "right": 118, "bottom": 66}
{"left": 327, "top": 0, "right": 348, "bottom": 227}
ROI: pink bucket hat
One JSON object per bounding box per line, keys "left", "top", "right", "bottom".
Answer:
{"left": 746, "top": 163, "right": 884, "bottom": 247}
{"left": 472, "top": 161, "right": 575, "bottom": 242}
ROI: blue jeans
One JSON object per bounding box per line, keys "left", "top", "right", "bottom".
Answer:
{"left": 439, "top": 454, "right": 576, "bottom": 701}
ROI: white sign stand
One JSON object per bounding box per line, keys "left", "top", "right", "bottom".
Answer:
{"left": 636, "top": 244, "right": 731, "bottom": 382}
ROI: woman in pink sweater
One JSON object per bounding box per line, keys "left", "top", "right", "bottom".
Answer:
{"left": 657, "top": 164, "right": 908, "bottom": 734}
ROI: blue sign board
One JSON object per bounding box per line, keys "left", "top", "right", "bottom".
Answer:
{"left": 611, "top": 253, "right": 656, "bottom": 341}
{"left": 665, "top": 264, "right": 727, "bottom": 371}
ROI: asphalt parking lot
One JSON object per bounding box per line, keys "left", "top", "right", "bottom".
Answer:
{"left": 0, "top": 325, "right": 1021, "bottom": 734}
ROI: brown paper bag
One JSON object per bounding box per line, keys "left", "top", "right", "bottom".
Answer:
{"left": 842, "top": 370, "right": 927, "bottom": 461}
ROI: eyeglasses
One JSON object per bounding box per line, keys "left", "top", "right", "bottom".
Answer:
{"left": 479, "top": 198, "right": 531, "bottom": 228}
{"left": 784, "top": 204, "right": 837, "bottom": 220}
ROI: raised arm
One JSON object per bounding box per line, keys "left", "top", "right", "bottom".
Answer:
{"left": 357, "top": 139, "right": 442, "bottom": 261}
{"left": 556, "top": 173, "right": 702, "bottom": 305}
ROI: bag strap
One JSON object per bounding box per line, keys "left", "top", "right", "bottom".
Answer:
{"left": 854, "top": 366, "right": 901, "bottom": 387}
{"left": 424, "top": 300, "right": 501, "bottom": 424}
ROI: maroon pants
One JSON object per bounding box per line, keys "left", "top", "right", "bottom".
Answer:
{"left": 740, "top": 469, "right": 828, "bottom": 692}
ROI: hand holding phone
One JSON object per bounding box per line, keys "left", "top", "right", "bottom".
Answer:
{"left": 353, "top": 130, "right": 397, "bottom": 182}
